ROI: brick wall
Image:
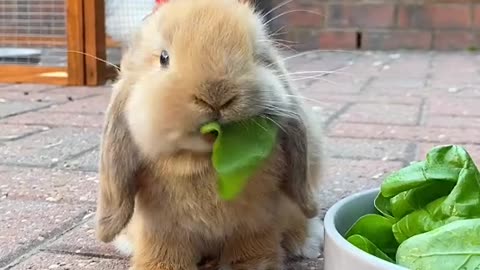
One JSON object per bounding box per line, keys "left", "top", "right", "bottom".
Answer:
{"left": 2, "top": 0, "right": 476, "bottom": 50}
{"left": 267, "top": 0, "right": 480, "bottom": 50}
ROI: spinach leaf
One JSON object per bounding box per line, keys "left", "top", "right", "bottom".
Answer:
{"left": 441, "top": 167, "right": 480, "bottom": 218}
{"left": 200, "top": 117, "right": 278, "bottom": 200}
{"left": 381, "top": 161, "right": 427, "bottom": 198}
{"left": 374, "top": 192, "right": 395, "bottom": 221}
{"left": 393, "top": 158, "right": 480, "bottom": 243}
{"left": 344, "top": 145, "right": 480, "bottom": 267}
{"left": 392, "top": 196, "right": 458, "bottom": 243}
{"left": 390, "top": 181, "right": 455, "bottom": 219}
{"left": 345, "top": 214, "right": 398, "bottom": 259}
{"left": 397, "top": 219, "right": 480, "bottom": 270}
{"left": 347, "top": 234, "right": 395, "bottom": 263}
{"left": 381, "top": 145, "right": 469, "bottom": 198}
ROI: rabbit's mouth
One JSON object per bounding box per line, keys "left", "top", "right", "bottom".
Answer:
{"left": 202, "top": 132, "right": 217, "bottom": 144}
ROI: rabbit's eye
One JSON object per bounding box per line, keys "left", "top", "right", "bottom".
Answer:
{"left": 160, "top": 50, "right": 170, "bottom": 67}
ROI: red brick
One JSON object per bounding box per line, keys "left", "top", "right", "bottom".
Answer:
{"left": 44, "top": 86, "right": 111, "bottom": 98}
{"left": 474, "top": 5, "right": 480, "bottom": 28}
{"left": 0, "top": 200, "right": 90, "bottom": 266}
{"left": 339, "top": 103, "right": 420, "bottom": 125}
{"left": 318, "top": 31, "right": 357, "bottom": 49}
{"left": 0, "top": 101, "right": 48, "bottom": 118}
{"left": 309, "top": 94, "right": 422, "bottom": 106}
{"left": 318, "top": 158, "right": 403, "bottom": 211}
{"left": 10, "top": 252, "right": 128, "bottom": 270}
{"left": 308, "top": 100, "right": 346, "bottom": 125}
{"left": 0, "top": 127, "right": 100, "bottom": 167}
{"left": 0, "top": 86, "right": 109, "bottom": 104}
{"left": 0, "top": 167, "right": 98, "bottom": 204}
{"left": 327, "top": 4, "right": 395, "bottom": 28}
{"left": 0, "top": 124, "right": 47, "bottom": 141}
{"left": 0, "top": 84, "right": 57, "bottom": 92}
{"left": 308, "top": 74, "right": 365, "bottom": 94}
{"left": 362, "top": 31, "right": 432, "bottom": 50}
{"left": 285, "top": 4, "right": 324, "bottom": 27}
{"left": 427, "top": 97, "right": 480, "bottom": 117}
{"left": 330, "top": 123, "right": 480, "bottom": 144}
{"left": 2, "top": 111, "right": 104, "bottom": 128}
{"left": 325, "top": 138, "right": 410, "bottom": 161}
{"left": 46, "top": 219, "right": 120, "bottom": 257}
{"left": 285, "top": 28, "right": 320, "bottom": 51}
{"left": 398, "top": 4, "right": 472, "bottom": 29}
{"left": 418, "top": 143, "right": 480, "bottom": 164}
{"left": 287, "top": 259, "right": 324, "bottom": 270}
{"left": 426, "top": 115, "right": 480, "bottom": 129}
{"left": 369, "top": 77, "right": 425, "bottom": 89}
{"left": 433, "top": 31, "right": 477, "bottom": 50}
{"left": 43, "top": 95, "right": 109, "bottom": 114}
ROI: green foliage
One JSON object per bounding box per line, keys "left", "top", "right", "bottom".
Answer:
{"left": 344, "top": 145, "right": 480, "bottom": 269}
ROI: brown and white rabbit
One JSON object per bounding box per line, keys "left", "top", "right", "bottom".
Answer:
{"left": 95, "top": 0, "right": 324, "bottom": 269}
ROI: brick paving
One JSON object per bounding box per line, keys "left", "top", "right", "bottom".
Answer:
{"left": 1, "top": 51, "right": 480, "bottom": 269}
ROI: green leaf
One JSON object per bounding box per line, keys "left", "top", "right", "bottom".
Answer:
{"left": 347, "top": 235, "right": 395, "bottom": 263}
{"left": 200, "top": 117, "right": 278, "bottom": 200}
{"left": 381, "top": 161, "right": 428, "bottom": 198}
{"left": 392, "top": 196, "right": 460, "bottom": 244}
{"left": 374, "top": 192, "right": 395, "bottom": 221}
{"left": 397, "top": 219, "right": 480, "bottom": 270}
{"left": 441, "top": 168, "right": 480, "bottom": 218}
{"left": 381, "top": 145, "right": 470, "bottom": 198}
{"left": 345, "top": 214, "right": 399, "bottom": 259}
{"left": 392, "top": 148, "right": 480, "bottom": 243}
{"left": 345, "top": 145, "right": 480, "bottom": 267}
{"left": 390, "top": 181, "right": 455, "bottom": 219}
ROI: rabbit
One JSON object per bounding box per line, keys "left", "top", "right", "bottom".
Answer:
{"left": 95, "top": 0, "right": 324, "bottom": 269}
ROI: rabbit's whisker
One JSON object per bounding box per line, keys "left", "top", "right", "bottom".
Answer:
{"left": 278, "top": 75, "right": 341, "bottom": 86}
{"left": 261, "top": 115, "right": 287, "bottom": 133}
{"left": 278, "top": 69, "right": 354, "bottom": 78}
{"left": 268, "top": 25, "right": 287, "bottom": 37}
{"left": 67, "top": 50, "right": 120, "bottom": 72}
{"left": 277, "top": 49, "right": 363, "bottom": 64}
{"left": 261, "top": 0, "right": 293, "bottom": 20}
{"left": 264, "top": 10, "right": 324, "bottom": 26}
{"left": 279, "top": 94, "right": 324, "bottom": 105}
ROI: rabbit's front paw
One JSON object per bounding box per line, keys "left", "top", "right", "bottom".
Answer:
{"left": 221, "top": 228, "right": 284, "bottom": 270}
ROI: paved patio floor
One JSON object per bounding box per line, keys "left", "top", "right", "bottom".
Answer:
{"left": 1, "top": 51, "right": 480, "bottom": 269}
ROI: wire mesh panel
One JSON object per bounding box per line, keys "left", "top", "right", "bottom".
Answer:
{"left": 0, "top": 0, "right": 67, "bottom": 67}
{"left": 104, "top": 0, "right": 154, "bottom": 67}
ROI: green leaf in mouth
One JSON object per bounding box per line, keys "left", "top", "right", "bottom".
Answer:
{"left": 200, "top": 117, "right": 279, "bottom": 200}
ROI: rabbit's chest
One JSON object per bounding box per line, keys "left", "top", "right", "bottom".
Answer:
{"left": 140, "top": 170, "right": 280, "bottom": 239}
{"left": 140, "top": 150, "right": 285, "bottom": 239}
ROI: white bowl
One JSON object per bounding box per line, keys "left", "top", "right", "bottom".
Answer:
{"left": 323, "top": 188, "right": 407, "bottom": 270}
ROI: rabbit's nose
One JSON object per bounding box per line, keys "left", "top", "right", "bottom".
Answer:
{"left": 193, "top": 95, "right": 237, "bottom": 112}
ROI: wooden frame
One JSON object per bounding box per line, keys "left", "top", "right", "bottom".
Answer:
{"left": 66, "top": 0, "right": 85, "bottom": 85}
{"left": 0, "top": 65, "right": 68, "bottom": 85}
{"left": 83, "top": 0, "right": 107, "bottom": 85}
{"left": 0, "top": 0, "right": 108, "bottom": 86}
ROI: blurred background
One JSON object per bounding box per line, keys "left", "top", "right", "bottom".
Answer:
{"left": 0, "top": 0, "right": 476, "bottom": 87}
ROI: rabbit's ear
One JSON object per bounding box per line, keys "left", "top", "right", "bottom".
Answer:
{"left": 95, "top": 82, "right": 141, "bottom": 243}
{"left": 280, "top": 109, "right": 321, "bottom": 219}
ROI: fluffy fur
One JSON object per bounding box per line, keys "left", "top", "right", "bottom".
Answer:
{"left": 95, "top": 0, "right": 324, "bottom": 269}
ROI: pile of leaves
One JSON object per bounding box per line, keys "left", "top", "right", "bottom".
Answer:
{"left": 344, "top": 145, "right": 480, "bottom": 269}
